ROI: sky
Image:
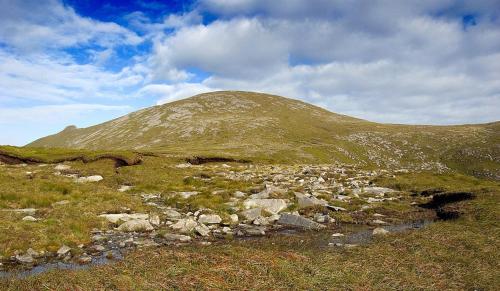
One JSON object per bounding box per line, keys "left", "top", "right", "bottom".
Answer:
{"left": 1, "top": 0, "right": 499, "bottom": 146}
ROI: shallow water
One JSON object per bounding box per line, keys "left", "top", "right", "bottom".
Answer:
{"left": 0, "top": 219, "right": 433, "bottom": 279}
{"left": 0, "top": 249, "right": 123, "bottom": 279}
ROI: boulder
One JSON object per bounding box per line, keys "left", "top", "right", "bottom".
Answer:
{"left": 239, "top": 208, "right": 262, "bottom": 221}
{"left": 243, "top": 226, "right": 266, "bottom": 236}
{"left": 57, "top": 245, "right": 72, "bottom": 256}
{"left": 164, "top": 209, "right": 182, "bottom": 219}
{"left": 198, "top": 214, "right": 222, "bottom": 224}
{"left": 75, "top": 175, "right": 103, "bottom": 183}
{"left": 22, "top": 216, "right": 38, "bottom": 222}
{"left": 195, "top": 224, "right": 211, "bottom": 237}
{"left": 54, "top": 164, "right": 71, "bottom": 171}
{"left": 229, "top": 214, "right": 239, "bottom": 224}
{"left": 163, "top": 233, "right": 192, "bottom": 242}
{"left": 15, "top": 253, "right": 34, "bottom": 264}
{"left": 117, "top": 219, "right": 154, "bottom": 232}
{"left": 243, "top": 199, "right": 287, "bottom": 214}
{"left": 296, "top": 194, "right": 328, "bottom": 209}
{"left": 249, "top": 185, "right": 286, "bottom": 199}
{"left": 277, "top": 214, "right": 326, "bottom": 230}
{"left": 373, "top": 227, "right": 389, "bottom": 235}
{"left": 100, "top": 213, "right": 149, "bottom": 224}
{"left": 118, "top": 185, "right": 133, "bottom": 192}
{"left": 170, "top": 218, "right": 198, "bottom": 233}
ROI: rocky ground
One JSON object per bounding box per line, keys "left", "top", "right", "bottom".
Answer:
{"left": 0, "top": 159, "right": 440, "bottom": 273}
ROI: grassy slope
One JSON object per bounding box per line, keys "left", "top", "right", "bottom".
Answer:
{"left": 2, "top": 172, "right": 498, "bottom": 290}
{"left": 27, "top": 91, "right": 500, "bottom": 179}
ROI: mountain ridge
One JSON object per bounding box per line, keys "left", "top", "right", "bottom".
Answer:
{"left": 27, "top": 91, "right": 500, "bottom": 178}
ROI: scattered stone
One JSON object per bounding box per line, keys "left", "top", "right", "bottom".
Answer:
{"left": 373, "top": 213, "right": 385, "bottom": 217}
{"left": 164, "top": 209, "right": 182, "bottom": 219}
{"left": 171, "top": 218, "right": 198, "bottom": 233}
{"left": 118, "top": 185, "right": 133, "bottom": 192}
{"left": 163, "top": 233, "right": 192, "bottom": 242}
{"left": 373, "top": 227, "right": 390, "bottom": 236}
{"left": 117, "top": 219, "right": 154, "bottom": 232}
{"left": 372, "top": 219, "right": 387, "bottom": 225}
{"left": 296, "top": 194, "right": 328, "bottom": 209}
{"left": 243, "top": 199, "right": 287, "bottom": 214}
{"left": 57, "top": 245, "right": 71, "bottom": 256}
{"left": 26, "top": 248, "right": 39, "bottom": 258}
{"left": 249, "top": 185, "right": 286, "bottom": 199}
{"left": 149, "top": 214, "right": 161, "bottom": 226}
{"left": 54, "top": 164, "right": 71, "bottom": 171}
{"left": 2, "top": 208, "right": 37, "bottom": 216}
{"left": 175, "top": 163, "right": 192, "bottom": 168}
{"left": 233, "top": 191, "right": 246, "bottom": 198}
{"left": 240, "top": 208, "right": 262, "bottom": 221}
{"left": 78, "top": 255, "right": 92, "bottom": 264}
{"left": 22, "top": 216, "right": 38, "bottom": 222}
{"left": 15, "top": 254, "right": 34, "bottom": 264}
{"left": 326, "top": 205, "right": 347, "bottom": 211}
{"left": 75, "top": 175, "right": 103, "bottom": 183}
{"left": 229, "top": 214, "right": 239, "bottom": 224}
{"left": 331, "top": 233, "right": 344, "bottom": 237}
{"left": 222, "top": 227, "right": 233, "bottom": 234}
{"left": 243, "top": 226, "right": 266, "bottom": 236}
{"left": 177, "top": 191, "right": 199, "bottom": 199}
{"left": 277, "top": 214, "right": 326, "bottom": 230}
{"left": 195, "top": 224, "right": 211, "bottom": 237}
{"left": 198, "top": 214, "right": 222, "bottom": 224}
{"left": 92, "top": 245, "right": 106, "bottom": 252}
{"left": 99, "top": 213, "right": 149, "bottom": 224}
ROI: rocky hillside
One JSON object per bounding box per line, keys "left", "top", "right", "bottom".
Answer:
{"left": 27, "top": 91, "right": 499, "bottom": 178}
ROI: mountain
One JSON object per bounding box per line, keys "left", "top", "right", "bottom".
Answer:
{"left": 28, "top": 91, "right": 499, "bottom": 178}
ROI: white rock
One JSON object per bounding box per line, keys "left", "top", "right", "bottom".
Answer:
{"left": 243, "top": 199, "right": 287, "bottom": 214}
{"left": 149, "top": 215, "right": 161, "bottom": 226}
{"left": 373, "top": 227, "right": 389, "bottom": 235}
{"left": 54, "top": 164, "right": 71, "bottom": 171}
{"left": 75, "top": 175, "right": 103, "bottom": 183}
{"left": 57, "top": 245, "right": 71, "bottom": 256}
{"left": 240, "top": 208, "right": 262, "bottom": 221}
{"left": 233, "top": 191, "right": 246, "bottom": 198}
{"left": 118, "top": 185, "right": 133, "bottom": 192}
{"left": 229, "top": 214, "right": 239, "bottom": 224}
{"left": 198, "top": 214, "right": 222, "bottom": 224}
{"left": 195, "top": 224, "right": 211, "bottom": 236}
{"left": 99, "top": 213, "right": 149, "bottom": 224}
{"left": 171, "top": 218, "right": 198, "bottom": 233}
{"left": 372, "top": 219, "right": 387, "bottom": 225}
{"left": 175, "top": 163, "right": 192, "bottom": 168}
{"left": 163, "top": 233, "right": 192, "bottom": 242}
{"left": 22, "top": 216, "right": 38, "bottom": 222}
{"left": 164, "top": 209, "right": 182, "bottom": 219}
{"left": 117, "top": 219, "right": 154, "bottom": 232}
{"left": 331, "top": 233, "right": 344, "bottom": 237}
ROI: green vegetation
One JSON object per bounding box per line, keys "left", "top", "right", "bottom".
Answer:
{"left": 1, "top": 172, "right": 498, "bottom": 290}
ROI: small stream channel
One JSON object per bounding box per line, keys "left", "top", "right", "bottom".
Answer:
{"left": 0, "top": 219, "right": 435, "bottom": 279}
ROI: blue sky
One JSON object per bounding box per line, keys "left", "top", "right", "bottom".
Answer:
{"left": 1, "top": 0, "right": 499, "bottom": 145}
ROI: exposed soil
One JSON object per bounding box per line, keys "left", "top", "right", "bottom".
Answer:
{"left": 419, "top": 191, "right": 475, "bottom": 220}
{"left": 0, "top": 153, "right": 141, "bottom": 168}
{"left": 186, "top": 156, "right": 251, "bottom": 165}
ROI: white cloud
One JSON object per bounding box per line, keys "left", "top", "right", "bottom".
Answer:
{"left": 138, "top": 83, "right": 217, "bottom": 104}
{"left": 0, "top": 49, "right": 144, "bottom": 104}
{"left": 0, "top": 104, "right": 131, "bottom": 124}
{"left": 0, "top": 0, "right": 142, "bottom": 52}
{"left": 142, "top": 0, "right": 500, "bottom": 124}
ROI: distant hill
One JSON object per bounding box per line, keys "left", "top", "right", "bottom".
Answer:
{"left": 27, "top": 91, "right": 500, "bottom": 178}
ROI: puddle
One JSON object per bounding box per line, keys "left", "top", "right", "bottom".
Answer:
{"left": 325, "top": 219, "right": 434, "bottom": 247}
{"left": 0, "top": 249, "right": 124, "bottom": 279}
